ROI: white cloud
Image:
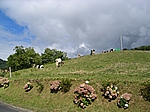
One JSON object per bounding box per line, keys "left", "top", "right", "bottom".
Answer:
{"left": 0, "top": 0, "right": 150, "bottom": 60}
{"left": 0, "top": 25, "right": 32, "bottom": 60}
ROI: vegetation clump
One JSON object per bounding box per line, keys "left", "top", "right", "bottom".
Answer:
{"left": 36, "top": 80, "right": 44, "bottom": 93}
{"left": 117, "top": 93, "right": 132, "bottom": 109}
{"left": 101, "top": 83, "right": 119, "bottom": 101}
{"left": 141, "top": 81, "right": 150, "bottom": 102}
{"left": 0, "top": 76, "right": 9, "bottom": 89}
{"left": 60, "top": 78, "right": 72, "bottom": 93}
{"left": 50, "top": 80, "right": 61, "bottom": 93}
{"left": 73, "top": 82, "right": 97, "bottom": 109}
{"left": 23, "top": 82, "right": 33, "bottom": 92}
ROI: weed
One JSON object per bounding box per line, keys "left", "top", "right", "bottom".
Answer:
{"left": 36, "top": 80, "right": 44, "bottom": 93}
{"left": 60, "top": 78, "right": 72, "bottom": 93}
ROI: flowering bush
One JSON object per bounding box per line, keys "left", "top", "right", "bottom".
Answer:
{"left": 0, "top": 77, "right": 9, "bottom": 89}
{"left": 117, "top": 93, "right": 132, "bottom": 109}
{"left": 117, "top": 97, "right": 129, "bottom": 109}
{"left": 101, "top": 83, "right": 119, "bottom": 101}
{"left": 50, "top": 80, "right": 61, "bottom": 93}
{"left": 23, "top": 82, "right": 33, "bottom": 92}
{"left": 50, "top": 79, "right": 72, "bottom": 93}
{"left": 73, "top": 82, "right": 97, "bottom": 109}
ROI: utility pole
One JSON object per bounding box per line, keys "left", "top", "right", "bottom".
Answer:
{"left": 120, "top": 35, "right": 123, "bottom": 51}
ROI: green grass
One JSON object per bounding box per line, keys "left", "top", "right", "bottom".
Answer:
{"left": 0, "top": 51, "right": 150, "bottom": 112}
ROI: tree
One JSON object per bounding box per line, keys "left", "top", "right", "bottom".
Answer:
{"left": 7, "top": 46, "right": 41, "bottom": 71}
{"left": 25, "top": 47, "right": 41, "bottom": 66}
{"left": 13, "top": 46, "right": 25, "bottom": 55}
{"left": 7, "top": 46, "right": 68, "bottom": 71}
{"left": 41, "top": 48, "right": 68, "bottom": 64}
{"left": 41, "top": 48, "right": 54, "bottom": 64}
{"left": 0, "top": 59, "right": 7, "bottom": 70}
{"left": 131, "top": 45, "right": 150, "bottom": 50}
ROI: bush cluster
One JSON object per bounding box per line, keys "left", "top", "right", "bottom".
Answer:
{"left": 36, "top": 81, "right": 44, "bottom": 93}
{"left": 0, "top": 76, "right": 9, "bottom": 89}
{"left": 117, "top": 93, "right": 132, "bottom": 109}
{"left": 23, "top": 82, "right": 33, "bottom": 92}
{"left": 141, "top": 81, "right": 150, "bottom": 102}
{"left": 73, "top": 82, "right": 97, "bottom": 109}
{"left": 50, "top": 78, "right": 72, "bottom": 93}
{"left": 50, "top": 80, "right": 62, "bottom": 93}
{"left": 21, "top": 80, "right": 150, "bottom": 110}
{"left": 101, "top": 82, "right": 133, "bottom": 109}
{"left": 101, "top": 83, "right": 119, "bottom": 101}
{"left": 60, "top": 78, "right": 72, "bottom": 93}
{"left": 117, "top": 97, "right": 129, "bottom": 109}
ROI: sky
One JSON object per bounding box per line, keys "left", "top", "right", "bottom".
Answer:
{"left": 0, "top": 0, "right": 150, "bottom": 60}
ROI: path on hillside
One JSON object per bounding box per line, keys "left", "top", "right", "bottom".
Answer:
{"left": 0, "top": 101, "right": 32, "bottom": 112}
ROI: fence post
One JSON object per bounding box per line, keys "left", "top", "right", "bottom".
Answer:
{"left": 9, "top": 67, "right": 12, "bottom": 78}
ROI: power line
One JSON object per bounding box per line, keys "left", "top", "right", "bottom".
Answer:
{"left": 112, "top": 36, "right": 120, "bottom": 48}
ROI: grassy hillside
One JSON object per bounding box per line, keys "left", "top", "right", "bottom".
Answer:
{"left": 0, "top": 51, "right": 150, "bottom": 112}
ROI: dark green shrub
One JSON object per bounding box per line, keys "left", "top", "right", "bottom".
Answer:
{"left": 141, "top": 81, "right": 150, "bottom": 102}
{"left": 60, "top": 78, "right": 72, "bottom": 93}
{"left": 36, "top": 81, "right": 44, "bottom": 93}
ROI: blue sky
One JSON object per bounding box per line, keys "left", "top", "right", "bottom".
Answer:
{"left": 0, "top": 9, "right": 35, "bottom": 44}
{"left": 0, "top": 0, "right": 150, "bottom": 61}
{"left": 0, "top": 10, "right": 25, "bottom": 35}
{"left": 0, "top": 9, "right": 36, "bottom": 60}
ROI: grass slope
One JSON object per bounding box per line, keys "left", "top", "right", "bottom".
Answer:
{"left": 0, "top": 51, "right": 150, "bottom": 112}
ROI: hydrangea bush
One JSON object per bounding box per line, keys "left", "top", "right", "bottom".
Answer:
{"left": 73, "top": 82, "right": 97, "bottom": 109}
{"left": 23, "top": 82, "right": 33, "bottom": 92}
{"left": 0, "top": 77, "right": 9, "bottom": 89}
{"left": 50, "top": 80, "right": 61, "bottom": 93}
{"left": 101, "top": 83, "right": 119, "bottom": 101}
{"left": 117, "top": 97, "right": 129, "bottom": 109}
{"left": 117, "top": 93, "right": 132, "bottom": 109}
{"left": 50, "top": 79, "right": 72, "bottom": 93}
